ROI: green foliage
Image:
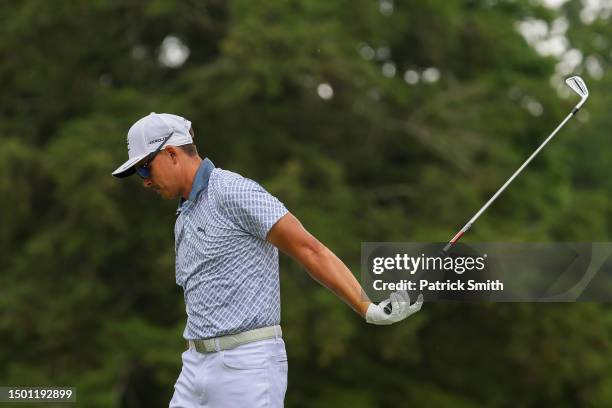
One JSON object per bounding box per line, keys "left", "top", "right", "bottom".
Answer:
{"left": 2, "top": 0, "right": 612, "bottom": 406}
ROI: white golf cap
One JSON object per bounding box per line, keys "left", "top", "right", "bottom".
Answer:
{"left": 112, "top": 112, "right": 193, "bottom": 178}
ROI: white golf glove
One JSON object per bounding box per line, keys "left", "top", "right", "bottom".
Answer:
{"left": 366, "top": 291, "right": 424, "bottom": 325}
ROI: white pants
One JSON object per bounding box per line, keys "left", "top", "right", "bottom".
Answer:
{"left": 169, "top": 338, "right": 288, "bottom": 407}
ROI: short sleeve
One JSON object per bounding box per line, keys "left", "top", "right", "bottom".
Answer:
{"left": 220, "top": 177, "right": 288, "bottom": 239}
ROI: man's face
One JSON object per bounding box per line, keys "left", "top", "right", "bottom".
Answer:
{"left": 139, "top": 149, "right": 181, "bottom": 199}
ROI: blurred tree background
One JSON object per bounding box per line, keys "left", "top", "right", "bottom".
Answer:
{"left": 1, "top": 0, "right": 611, "bottom": 406}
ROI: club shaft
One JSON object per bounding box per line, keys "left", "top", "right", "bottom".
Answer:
{"left": 444, "top": 108, "right": 578, "bottom": 252}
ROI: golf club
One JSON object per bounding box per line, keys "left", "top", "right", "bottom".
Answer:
{"left": 383, "top": 76, "right": 588, "bottom": 315}
{"left": 442, "top": 75, "right": 588, "bottom": 253}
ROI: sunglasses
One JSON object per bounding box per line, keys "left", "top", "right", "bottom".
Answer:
{"left": 135, "top": 131, "right": 174, "bottom": 179}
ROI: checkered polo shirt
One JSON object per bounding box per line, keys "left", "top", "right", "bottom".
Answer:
{"left": 175, "top": 159, "right": 288, "bottom": 339}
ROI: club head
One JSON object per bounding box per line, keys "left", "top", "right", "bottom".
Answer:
{"left": 565, "top": 75, "right": 589, "bottom": 109}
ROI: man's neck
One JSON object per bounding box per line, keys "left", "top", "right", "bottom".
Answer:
{"left": 182, "top": 157, "right": 203, "bottom": 200}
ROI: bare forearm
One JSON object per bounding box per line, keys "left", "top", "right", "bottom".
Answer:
{"left": 301, "top": 243, "right": 371, "bottom": 317}
{"left": 266, "top": 213, "right": 372, "bottom": 317}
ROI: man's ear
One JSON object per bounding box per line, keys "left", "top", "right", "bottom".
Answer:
{"left": 166, "top": 146, "right": 178, "bottom": 161}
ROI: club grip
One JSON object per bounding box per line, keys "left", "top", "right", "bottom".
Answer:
{"left": 383, "top": 303, "right": 393, "bottom": 314}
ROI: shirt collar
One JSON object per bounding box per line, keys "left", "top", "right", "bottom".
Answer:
{"left": 176, "top": 158, "right": 215, "bottom": 215}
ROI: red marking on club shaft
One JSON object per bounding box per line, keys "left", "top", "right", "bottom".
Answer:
{"left": 450, "top": 231, "right": 464, "bottom": 244}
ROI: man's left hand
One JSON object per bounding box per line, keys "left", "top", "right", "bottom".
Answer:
{"left": 365, "top": 291, "right": 424, "bottom": 325}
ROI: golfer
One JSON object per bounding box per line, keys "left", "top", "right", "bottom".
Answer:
{"left": 112, "top": 112, "right": 423, "bottom": 407}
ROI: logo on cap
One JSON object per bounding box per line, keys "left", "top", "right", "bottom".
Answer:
{"left": 149, "top": 136, "right": 169, "bottom": 145}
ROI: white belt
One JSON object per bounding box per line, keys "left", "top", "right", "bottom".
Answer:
{"left": 188, "top": 325, "right": 282, "bottom": 353}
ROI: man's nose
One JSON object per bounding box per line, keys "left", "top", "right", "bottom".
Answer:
{"left": 142, "top": 178, "right": 153, "bottom": 188}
